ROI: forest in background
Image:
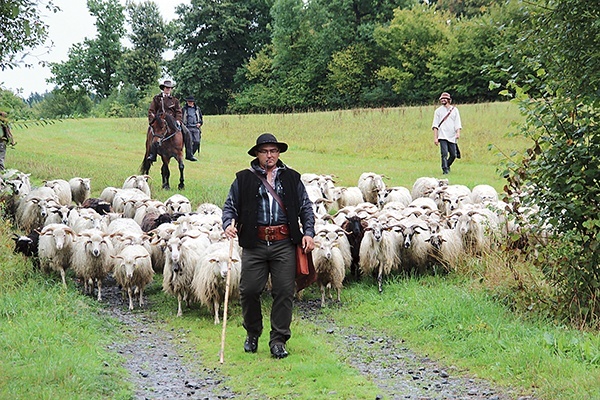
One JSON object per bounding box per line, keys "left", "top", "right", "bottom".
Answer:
{"left": 5, "top": 0, "right": 535, "bottom": 117}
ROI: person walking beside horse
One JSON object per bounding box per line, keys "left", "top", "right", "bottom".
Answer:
{"left": 147, "top": 80, "right": 197, "bottom": 162}
{"left": 182, "top": 96, "right": 203, "bottom": 159}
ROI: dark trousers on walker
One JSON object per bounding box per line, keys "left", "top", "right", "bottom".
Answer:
{"left": 439, "top": 139, "right": 457, "bottom": 174}
{"left": 240, "top": 240, "right": 296, "bottom": 348}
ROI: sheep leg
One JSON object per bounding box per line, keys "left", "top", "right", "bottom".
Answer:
{"left": 377, "top": 265, "right": 383, "bottom": 293}
{"left": 97, "top": 279, "right": 102, "bottom": 301}
{"left": 213, "top": 300, "right": 220, "bottom": 325}
{"left": 138, "top": 287, "right": 144, "bottom": 307}
{"left": 127, "top": 287, "right": 134, "bottom": 310}
{"left": 336, "top": 287, "right": 341, "bottom": 302}
{"left": 177, "top": 294, "right": 183, "bottom": 317}
{"left": 320, "top": 284, "right": 326, "bottom": 308}
{"left": 60, "top": 268, "right": 67, "bottom": 288}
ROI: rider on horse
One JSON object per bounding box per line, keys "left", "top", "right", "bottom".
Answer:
{"left": 147, "top": 80, "right": 197, "bottom": 162}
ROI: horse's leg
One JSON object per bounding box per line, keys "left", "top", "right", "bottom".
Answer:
{"left": 161, "top": 158, "right": 171, "bottom": 190}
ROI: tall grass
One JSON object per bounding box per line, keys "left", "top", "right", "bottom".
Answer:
{"left": 3, "top": 103, "right": 599, "bottom": 399}
{"left": 0, "top": 221, "right": 131, "bottom": 400}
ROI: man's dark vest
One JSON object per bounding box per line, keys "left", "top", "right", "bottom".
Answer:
{"left": 236, "top": 167, "right": 303, "bottom": 248}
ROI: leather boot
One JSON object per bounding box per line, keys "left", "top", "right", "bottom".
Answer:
{"left": 147, "top": 142, "right": 158, "bottom": 162}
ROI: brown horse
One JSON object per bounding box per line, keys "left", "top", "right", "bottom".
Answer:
{"left": 140, "top": 113, "right": 185, "bottom": 190}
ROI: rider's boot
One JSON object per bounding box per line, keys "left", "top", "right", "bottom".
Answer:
{"left": 147, "top": 142, "right": 158, "bottom": 162}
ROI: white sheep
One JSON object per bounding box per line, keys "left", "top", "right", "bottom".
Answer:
{"left": 196, "top": 202, "right": 223, "bottom": 217}
{"left": 68, "top": 177, "right": 91, "bottom": 206}
{"left": 38, "top": 223, "right": 76, "bottom": 287}
{"left": 72, "top": 228, "right": 115, "bottom": 300}
{"left": 411, "top": 177, "right": 449, "bottom": 200}
{"left": 133, "top": 199, "right": 167, "bottom": 226}
{"left": 471, "top": 184, "right": 499, "bottom": 205}
{"left": 111, "top": 188, "right": 150, "bottom": 216}
{"left": 4, "top": 172, "right": 31, "bottom": 217}
{"left": 407, "top": 197, "right": 438, "bottom": 212}
{"left": 358, "top": 217, "right": 399, "bottom": 292}
{"left": 122, "top": 174, "right": 151, "bottom": 197}
{"left": 314, "top": 222, "right": 352, "bottom": 271}
{"left": 15, "top": 187, "right": 59, "bottom": 233}
{"left": 377, "top": 186, "right": 412, "bottom": 208}
{"left": 112, "top": 244, "right": 154, "bottom": 310}
{"left": 148, "top": 222, "right": 178, "bottom": 273}
{"left": 330, "top": 186, "right": 364, "bottom": 210}
{"left": 99, "top": 186, "right": 119, "bottom": 204}
{"left": 192, "top": 242, "right": 241, "bottom": 324}
{"left": 165, "top": 194, "right": 192, "bottom": 214}
{"left": 163, "top": 231, "right": 210, "bottom": 316}
{"left": 68, "top": 207, "right": 107, "bottom": 233}
{"left": 304, "top": 185, "right": 323, "bottom": 204}
{"left": 44, "top": 179, "right": 72, "bottom": 206}
{"left": 106, "top": 217, "right": 149, "bottom": 255}
{"left": 392, "top": 216, "right": 432, "bottom": 274}
{"left": 312, "top": 238, "right": 345, "bottom": 307}
{"left": 455, "top": 208, "right": 500, "bottom": 255}
{"left": 430, "top": 184, "right": 472, "bottom": 216}
{"left": 300, "top": 173, "right": 321, "bottom": 187}
{"left": 426, "top": 227, "right": 464, "bottom": 272}
{"left": 44, "top": 202, "right": 74, "bottom": 226}
{"left": 358, "top": 172, "right": 386, "bottom": 205}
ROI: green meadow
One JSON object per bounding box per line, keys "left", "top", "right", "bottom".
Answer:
{"left": 3, "top": 102, "right": 600, "bottom": 399}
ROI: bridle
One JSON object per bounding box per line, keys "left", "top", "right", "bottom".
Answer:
{"left": 149, "top": 113, "right": 178, "bottom": 144}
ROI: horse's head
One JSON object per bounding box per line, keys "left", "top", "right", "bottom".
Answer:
{"left": 149, "top": 112, "right": 167, "bottom": 135}
{"left": 163, "top": 114, "right": 180, "bottom": 134}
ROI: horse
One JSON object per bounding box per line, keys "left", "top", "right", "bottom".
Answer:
{"left": 140, "top": 113, "right": 185, "bottom": 190}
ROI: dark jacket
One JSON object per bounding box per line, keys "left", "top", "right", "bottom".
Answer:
{"left": 148, "top": 93, "right": 182, "bottom": 123}
{"left": 222, "top": 160, "right": 315, "bottom": 249}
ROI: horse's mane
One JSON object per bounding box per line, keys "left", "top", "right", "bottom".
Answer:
{"left": 163, "top": 113, "right": 180, "bottom": 133}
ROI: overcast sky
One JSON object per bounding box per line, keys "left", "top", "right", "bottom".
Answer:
{"left": 0, "top": 0, "right": 190, "bottom": 99}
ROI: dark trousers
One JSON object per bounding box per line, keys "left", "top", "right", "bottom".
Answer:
{"left": 439, "top": 139, "right": 457, "bottom": 173}
{"left": 240, "top": 240, "right": 296, "bottom": 347}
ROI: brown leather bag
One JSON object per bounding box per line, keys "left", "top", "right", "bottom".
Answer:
{"left": 295, "top": 245, "right": 317, "bottom": 292}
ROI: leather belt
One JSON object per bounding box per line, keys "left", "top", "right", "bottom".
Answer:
{"left": 257, "top": 224, "right": 290, "bottom": 243}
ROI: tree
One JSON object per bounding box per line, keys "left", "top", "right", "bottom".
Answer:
{"left": 119, "top": 0, "right": 167, "bottom": 96}
{"left": 503, "top": 0, "right": 600, "bottom": 325}
{"left": 169, "top": 0, "right": 274, "bottom": 114}
{"left": 0, "top": 0, "right": 59, "bottom": 70}
{"left": 49, "top": 0, "right": 125, "bottom": 98}
{"left": 374, "top": 5, "right": 451, "bottom": 103}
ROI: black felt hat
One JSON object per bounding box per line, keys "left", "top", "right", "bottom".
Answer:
{"left": 247, "top": 133, "right": 288, "bottom": 156}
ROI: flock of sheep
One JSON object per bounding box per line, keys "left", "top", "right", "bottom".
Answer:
{"left": 1, "top": 171, "right": 240, "bottom": 322}
{"left": 0, "top": 168, "right": 530, "bottom": 318}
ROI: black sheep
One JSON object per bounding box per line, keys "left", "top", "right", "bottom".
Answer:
{"left": 341, "top": 215, "right": 367, "bottom": 280}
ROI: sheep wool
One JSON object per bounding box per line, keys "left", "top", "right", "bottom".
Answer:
{"left": 191, "top": 242, "right": 241, "bottom": 324}
{"left": 72, "top": 228, "right": 114, "bottom": 301}
{"left": 112, "top": 245, "right": 154, "bottom": 310}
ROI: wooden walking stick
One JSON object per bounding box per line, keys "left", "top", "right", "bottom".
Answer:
{"left": 219, "top": 220, "right": 235, "bottom": 364}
